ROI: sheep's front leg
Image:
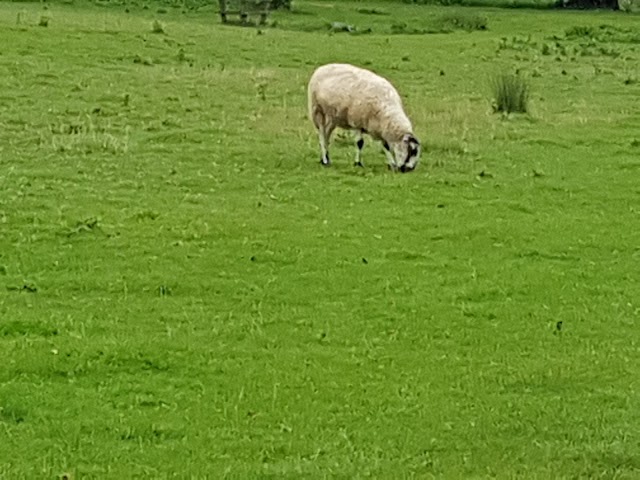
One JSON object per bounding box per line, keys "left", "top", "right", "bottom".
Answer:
{"left": 354, "top": 131, "right": 365, "bottom": 167}
{"left": 382, "top": 140, "right": 397, "bottom": 171}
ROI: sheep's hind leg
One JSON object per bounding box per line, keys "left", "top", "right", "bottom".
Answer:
{"left": 354, "top": 131, "right": 365, "bottom": 167}
{"left": 313, "top": 110, "right": 333, "bottom": 166}
{"left": 318, "top": 129, "right": 331, "bottom": 166}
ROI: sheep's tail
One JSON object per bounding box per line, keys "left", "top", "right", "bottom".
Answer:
{"left": 307, "top": 81, "right": 316, "bottom": 123}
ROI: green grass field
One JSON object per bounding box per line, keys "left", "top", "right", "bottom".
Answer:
{"left": 1, "top": 0, "right": 639, "bottom": 477}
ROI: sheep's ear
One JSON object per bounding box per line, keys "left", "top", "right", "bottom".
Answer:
{"left": 403, "top": 133, "right": 420, "bottom": 146}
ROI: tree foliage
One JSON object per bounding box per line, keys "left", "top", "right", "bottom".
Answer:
{"left": 556, "top": 0, "right": 619, "bottom": 9}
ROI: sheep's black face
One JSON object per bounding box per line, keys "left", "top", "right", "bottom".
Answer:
{"left": 395, "top": 134, "right": 421, "bottom": 173}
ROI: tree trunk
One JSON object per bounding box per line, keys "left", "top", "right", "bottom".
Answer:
{"left": 219, "top": 0, "right": 228, "bottom": 23}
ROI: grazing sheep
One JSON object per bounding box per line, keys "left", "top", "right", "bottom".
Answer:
{"left": 307, "top": 63, "right": 421, "bottom": 172}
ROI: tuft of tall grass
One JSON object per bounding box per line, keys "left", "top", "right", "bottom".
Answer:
{"left": 46, "top": 117, "right": 130, "bottom": 155}
{"left": 151, "top": 19, "right": 166, "bottom": 34}
{"left": 436, "top": 12, "right": 488, "bottom": 31}
{"left": 356, "top": 7, "right": 390, "bottom": 15}
{"left": 490, "top": 72, "right": 530, "bottom": 114}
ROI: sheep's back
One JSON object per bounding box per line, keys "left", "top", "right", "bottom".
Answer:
{"left": 309, "top": 64, "right": 403, "bottom": 132}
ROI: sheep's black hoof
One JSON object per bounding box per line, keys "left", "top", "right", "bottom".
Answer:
{"left": 354, "top": 161, "right": 364, "bottom": 168}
